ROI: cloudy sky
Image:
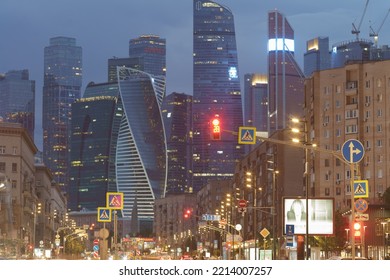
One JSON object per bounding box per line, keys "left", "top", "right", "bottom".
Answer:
{"left": 1, "top": 0, "right": 390, "bottom": 148}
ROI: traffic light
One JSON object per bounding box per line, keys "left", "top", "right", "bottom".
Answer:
{"left": 211, "top": 116, "right": 221, "bottom": 140}
{"left": 184, "top": 209, "right": 192, "bottom": 219}
{"left": 354, "top": 222, "right": 362, "bottom": 244}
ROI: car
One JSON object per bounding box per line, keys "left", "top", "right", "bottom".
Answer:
{"left": 328, "top": 256, "right": 367, "bottom": 260}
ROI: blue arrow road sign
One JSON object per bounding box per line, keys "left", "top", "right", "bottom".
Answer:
{"left": 341, "top": 139, "right": 365, "bottom": 163}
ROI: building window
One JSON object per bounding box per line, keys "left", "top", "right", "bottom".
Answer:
{"left": 12, "top": 163, "right": 17, "bottom": 173}
{"left": 377, "top": 124, "right": 383, "bottom": 132}
{"left": 0, "top": 146, "right": 5, "bottom": 154}
{"left": 336, "top": 114, "right": 341, "bottom": 122}
{"left": 378, "top": 169, "right": 383, "bottom": 178}
{"left": 12, "top": 146, "right": 17, "bottom": 155}
{"left": 336, "top": 187, "right": 341, "bottom": 195}
{"left": 0, "top": 162, "right": 5, "bottom": 172}
{"left": 12, "top": 180, "right": 17, "bottom": 189}
{"left": 336, "top": 128, "right": 341, "bottom": 137}
{"left": 335, "top": 100, "right": 340, "bottom": 108}
{"left": 325, "top": 188, "right": 330, "bottom": 196}
{"left": 365, "top": 80, "right": 370, "bottom": 88}
{"left": 345, "top": 125, "right": 357, "bottom": 134}
{"left": 377, "top": 139, "right": 383, "bottom": 147}
{"left": 324, "top": 159, "right": 330, "bottom": 167}
{"left": 377, "top": 109, "right": 383, "bottom": 117}
{"left": 346, "top": 110, "right": 358, "bottom": 119}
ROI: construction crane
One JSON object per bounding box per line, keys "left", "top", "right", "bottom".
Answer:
{"left": 352, "top": 0, "right": 370, "bottom": 40}
{"left": 369, "top": 8, "right": 390, "bottom": 47}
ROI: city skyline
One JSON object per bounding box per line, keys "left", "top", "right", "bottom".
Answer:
{"left": 1, "top": 0, "right": 390, "bottom": 150}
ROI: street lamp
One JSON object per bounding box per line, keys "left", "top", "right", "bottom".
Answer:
{"left": 291, "top": 117, "right": 315, "bottom": 260}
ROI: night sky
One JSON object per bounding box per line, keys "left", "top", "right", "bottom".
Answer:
{"left": 1, "top": 0, "right": 390, "bottom": 149}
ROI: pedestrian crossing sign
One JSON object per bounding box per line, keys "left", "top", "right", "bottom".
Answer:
{"left": 238, "top": 126, "right": 256, "bottom": 144}
{"left": 353, "top": 180, "right": 369, "bottom": 198}
{"left": 106, "top": 192, "right": 124, "bottom": 209}
{"left": 97, "top": 207, "right": 112, "bottom": 222}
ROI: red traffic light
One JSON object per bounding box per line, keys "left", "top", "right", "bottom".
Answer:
{"left": 354, "top": 222, "right": 362, "bottom": 243}
{"left": 211, "top": 116, "right": 221, "bottom": 140}
{"left": 184, "top": 209, "right": 192, "bottom": 218}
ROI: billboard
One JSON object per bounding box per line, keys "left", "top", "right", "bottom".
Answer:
{"left": 283, "top": 198, "right": 334, "bottom": 235}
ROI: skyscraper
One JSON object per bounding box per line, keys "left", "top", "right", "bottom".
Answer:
{"left": 303, "top": 37, "right": 331, "bottom": 77}
{"left": 331, "top": 39, "right": 373, "bottom": 68}
{"left": 129, "top": 35, "right": 166, "bottom": 77}
{"left": 43, "top": 36, "right": 82, "bottom": 193}
{"left": 0, "top": 70, "right": 35, "bottom": 139}
{"left": 68, "top": 82, "right": 121, "bottom": 211}
{"left": 193, "top": 0, "right": 243, "bottom": 191}
{"left": 243, "top": 73, "right": 268, "bottom": 153}
{"left": 267, "top": 10, "right": 304, "bottom": 133}
{"left": 116, "top": 67, "right": 167, "bottom": 235}
{"left": 161, "top": 92, "right": 193, "bottom": 194}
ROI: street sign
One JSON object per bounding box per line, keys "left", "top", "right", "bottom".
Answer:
{"left": 341, "top": 139, "right": 365, "bottom": 163}
{"left": 355, "top": 213, "right": 369, "bottom": 221}
{"left": 260, "top": 228, "right": 270, "bottom": 238}
{"left": 106, "top": 192, "right": 124, "bottom": 209}
{"left": 93, "top": 239, "right": 99, "bottom": 245}
{"left": 238, "top": 199, "right": 247, "bottom": 208}
{"left": 238, "top": 126, "right": 256, "bottom": 144}
{"left": 238, "top": 207, "right": 247, "bottom": 214}
{"left": 286, "top": 224, "right": 294, "bottom": 236}
{"left": 201, "top": 214, "right": 221, "bottom": 221}
{"left": 353, "top": 180, "right": 369, "bottom": 198}
{"left": 354, "top": 198, "right": 369, "bottom": 213}
{"left": 97, "top": 207, "right": 112, "bottom": 222}
{"left": 93, "top": 245, "right": 99, "bottom": 251}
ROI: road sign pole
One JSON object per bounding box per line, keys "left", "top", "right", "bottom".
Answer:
{"left": 350, "top": 161, "right": 356, "bottom": 260}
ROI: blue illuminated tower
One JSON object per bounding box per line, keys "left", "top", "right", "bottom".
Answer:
{"left": 42, "top": 36, "right": 82, "bottom": 193}
{"left": 116, "top": 67, "right": 167, "bottom": 235}
{"left": 192, "top": 0, "right": 243, "bottom": 191}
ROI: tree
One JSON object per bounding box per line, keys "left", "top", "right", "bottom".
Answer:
{"left": 311, "top": 210, "right": 348, "bottom": 258}
{"left": 383, "top": 187, "right": 390, "bottom": 208}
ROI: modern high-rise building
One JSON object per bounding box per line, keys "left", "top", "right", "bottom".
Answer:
{"left": 161, "top": 92, "right": 193, "bottom": 194}
{"left": 331, "top": 39, "right": 373, "bottom": 68}
{"left": 267, "top": 10, "right": 304, "bottom": 133}
{"left": 303, "top": 37, "right": 331, "bottom": 77}
{"left": 107, "top": 57, "right": 143, "bottom": 83}
{"left": 42, "top": 36, "right": 82, "bottom": 193}
{"left": 192, "top": 0, "right": 244, "bottom": 191}
{"left": 68, "top": 82, "right": 121, "bottom": 211}
{"left": 242, "top": 74, "right": 268, "bottom": 154}
{"left": 0, "top": 70, "right": 35, "bottom": 139}
{"left": 116, "top": 67, "right": 167, "bottom": 236}
{"left": 129, "top": 35, "right": 166, "bottom": 77}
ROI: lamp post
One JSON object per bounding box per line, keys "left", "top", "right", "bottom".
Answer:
{"left": 292, "top": 117, "right": 312, "bottom": 260}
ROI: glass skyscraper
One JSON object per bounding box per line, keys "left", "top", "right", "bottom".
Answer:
{"left": 68, "top": 83, "right": 121, "bottom": 211}
{"left": 303, "top": 37, "right": 330, "bottom": 77}
{"left": 161, "top": 92, "right": 193, "bottom": 194}
{"left": 116, "top": 67, "right": 167, "bottom": 235}
{"left": 43, "top": 36, "right": 82, "bottom": 193}
{"left": 193, "top": 0, "right": 243, "bottom": 191}
{"left": 268, "top": 10, "right": 304, "bottom": 133}
{"left": 129, "top": 35, "right": 166, "bottom": 77}
{"left": 0, "top": 69, "right": 35, "bottom": 139}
